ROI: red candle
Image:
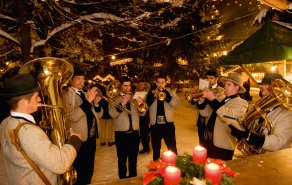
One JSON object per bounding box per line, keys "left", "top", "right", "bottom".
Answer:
{"left": 193, "top": 146, "right": 207, "bottom": 164}
{"left": 162, "top": 151, "right": 176, "bottom": 164}
{"left": 164, "top": 166, "right": 181, "bottom": 185}
{"left": 204, "top": 163, "right": 222, "bottom": 185}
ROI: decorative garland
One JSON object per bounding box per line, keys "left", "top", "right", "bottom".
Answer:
{"left": 144, "top": 154, "right": 236, "bottom": 185}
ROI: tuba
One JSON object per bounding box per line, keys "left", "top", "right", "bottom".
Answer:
{"left": 236, "top": 79, "right": 292, "bottom": 156}
{"left": 19, "top": 57, "right": 76, "bottom": 184}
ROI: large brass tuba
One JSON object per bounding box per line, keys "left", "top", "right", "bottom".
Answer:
{"left": 236, "top": 79, "right": 292, "bottom": 156}
{"left": 19, "top": 57, "right": 76, "bottom": 184}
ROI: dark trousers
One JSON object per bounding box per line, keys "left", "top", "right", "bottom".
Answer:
{"left": 139, "top": 116, "right": 150, "bottom": 151}
{"left": 115, "top": 131, "right": 140, "bottom": 179}
{"left": 204, "top": 131, "right": 234, "bottom": 161}
{"left": 73, "top": 136, "right": 96, "bottom": 185}
{"left": 197, "top": 114, "right": 206, "bottom": 147}
{"left": 151, "top": 122, "right": 177, "bottom": 161}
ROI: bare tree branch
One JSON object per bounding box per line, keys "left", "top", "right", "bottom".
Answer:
{"left": 0, "top": 29, "right": 20, "bottom": 45}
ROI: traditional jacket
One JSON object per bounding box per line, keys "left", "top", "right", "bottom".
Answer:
{"left": 0, "top": 116, "right": 76, "bottom": 185}
{"left": 262, "top": 106, "right": 292, "bottom": 151}
{"left": 214, "top": 97, "right": 248, "bottom": 150}
{"left": 109, "top": 95, "right": 145, "bottom": 131}
{"left": 148, "top": 90, "right": 180, "bottom": 125}
{"left": 197, "top": 86, "right": 225, "bottom": 124}
{"left": 61, "top": 87, "right": 99, "bottom": 141}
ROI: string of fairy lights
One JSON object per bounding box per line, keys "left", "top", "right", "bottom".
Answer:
{"left": 107, "top": 11, "right": 258, "bottom": 67}
{"left": 1, "top": 1, "right": 261, "bottom": 74}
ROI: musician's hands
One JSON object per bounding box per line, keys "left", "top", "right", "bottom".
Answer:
{"left": 197, "top": 96, "right": 205, "bottom": 104}
{"left": 202, "top": 88, "right": 216, "bottom": 101}
{"left": 121, "top": 94, "right": 131, "bottom": 106}
{"left": 190, "top": 88, "right": 199, "bottom": 94}
{"left": 86, "top": 86, "right": 99, "bottom": 103}
{"left": 136, "top": 96, "right": 143, "bottom": 105}
{"left": 153, "top": 88, "right": 162, "bottom": 98}
{"left": 163, "top": 89, "right": 172, "bottom": 102}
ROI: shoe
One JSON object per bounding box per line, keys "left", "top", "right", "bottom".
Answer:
{"left": 101, "top": 142, "right": 106, "bottom": 146}
{"left": 139, "top": 149, "right": 150, "bottom": 154}
{"left": 108, "top": 142, "right": 115, "bottom": 146}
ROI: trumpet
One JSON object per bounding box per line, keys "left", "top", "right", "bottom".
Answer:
{"left": 152, "top": 88, "right": 166, "bottom": 101}
{"left": 186, "top": 88, "right": 219, "bottom": 102}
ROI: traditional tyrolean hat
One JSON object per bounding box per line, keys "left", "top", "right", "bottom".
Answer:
{"left": 0, "top": 73, "right": 42, "bottom": 98}
{"left": 224, "top": 72, "right": 246, "bottom": 93}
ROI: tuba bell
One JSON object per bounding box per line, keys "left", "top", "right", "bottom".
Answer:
{"left": 19, "top": 57, "right": 76, "bottom": 184}
{"left": 236, "top": 79, "right": 292, "bottom": 157}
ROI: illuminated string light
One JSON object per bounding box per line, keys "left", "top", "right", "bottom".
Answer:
{"left": 104, "top": 12, "right": 258, "bottom": 58}
{"left": 110, "top": 58, "right": 133, "bottom": 66}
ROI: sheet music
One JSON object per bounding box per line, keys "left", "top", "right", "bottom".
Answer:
{"left": 133, "top": 91, "right": 148, "bottom": 100}
{"left": 199, "top": 78, "right": 210, "bottom": 90}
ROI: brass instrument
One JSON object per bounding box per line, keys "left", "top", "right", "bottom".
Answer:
{"left": 88, "top": 80, "right": 131, "bottom": 114}
{"left": 127, "top": 92, "right": 149, "bottom": 113}
{"left": 89, "top": 80, "right": 148, "bottom": 114}
{"left": 152, "top": 88, "right": 166, "bottom": 101}
{"left": 236, "top": 79, "right": 292, "bottom": 156}
{"left": 19, "top": 57, "right": 76, "bottom": 184}
{"left": 186, "top": 88, "right": 219, "bottom": 102}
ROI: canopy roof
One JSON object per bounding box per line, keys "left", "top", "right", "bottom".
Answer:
{"left": 220, "top": 21, "right": 292, "bottom": 65}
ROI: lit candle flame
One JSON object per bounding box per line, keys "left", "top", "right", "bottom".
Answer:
{"left": 164, "top": 151, "right": 174, "bottom": 156}
{"left": 194, "top": 146, "right": 205, "bottom": 151}
{"left": 206, "top": 163, "right": 219, "bottom": 171}
{"left": 166, "top": 166, "right": 178, "bottom": 173}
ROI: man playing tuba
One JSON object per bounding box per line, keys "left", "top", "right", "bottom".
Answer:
{"left": 0, "top": 73, "right": 82, "bottom": 185}
{"left": 229, "top": 73, "right": 292, "bottom": 154}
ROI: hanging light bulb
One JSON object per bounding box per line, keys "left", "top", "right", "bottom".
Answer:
{"left": 111, "top": 55, "right": 116, "bottom": 60}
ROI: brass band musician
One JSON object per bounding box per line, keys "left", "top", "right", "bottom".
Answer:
{"left": 0, "top": 74, "right": 82, "bottom": 185}
{"left": 193, "top": 70, "right": 225, "bottom": 147}
{"left": 198, "top": 72, "right": 248, "bottom": 160}
{"left": 146, "top": 74, "right": 180, "bottom": 161}
{"left": 228, "top": 73, "right": 292, "bottom": 153}
{"left": 61, "top": 69, "right": 99, "bottom": 184}
{"left": 109, "top": 76, "right": 145, "bottom": 179}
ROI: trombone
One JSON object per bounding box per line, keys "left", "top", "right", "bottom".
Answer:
{"left": 88, "top": 80, "right": 131, "bottom": 114}
{"left": 126, "top": 92, "right": 149, "bottom": 113}
{"left": 89, "top": 80, "right": 148, "bottom": 114}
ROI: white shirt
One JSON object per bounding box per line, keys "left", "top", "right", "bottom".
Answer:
{"left": 10, "top": 111, "right": 36, "bottom": 124}
{"left": 71, "top": 87, "right": 82, "bottom": 95}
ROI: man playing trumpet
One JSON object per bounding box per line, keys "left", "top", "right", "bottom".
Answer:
{"left": 193, "top": 70, "right": 225, "bottom": 147}
{"left": 146, "top": 74, "right": 180, "bottom": 161}
{"left": 198, "top": 72, "right": 248, "bottom": 160}
{"left": 109, "top": 76, "right": 145, "bottom": 179}
{"left": 61, "top": 69, "right": 100, "bottom": 184}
